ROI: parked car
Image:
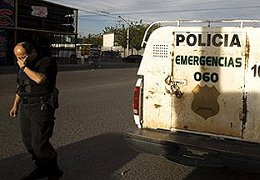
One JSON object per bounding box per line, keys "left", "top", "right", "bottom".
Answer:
{"left": 122, "top": 55, "right": 142, "bottom": 63}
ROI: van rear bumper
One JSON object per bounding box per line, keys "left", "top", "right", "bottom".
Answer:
{"left": 125, "top": 128, "right": 260, "bottom": 173}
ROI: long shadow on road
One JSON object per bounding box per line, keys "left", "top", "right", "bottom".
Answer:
{"left": 0, "top": 133, "right": 139, "bottom": 180}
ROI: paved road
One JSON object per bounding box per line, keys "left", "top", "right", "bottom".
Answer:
{"left": 0, "top": 66, "right": 260, "bottom": 180}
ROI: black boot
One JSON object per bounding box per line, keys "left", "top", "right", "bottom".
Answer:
{"left": 47, "top": 157, "right": 63, "bottom": 180}
{"left": 19, "top": 167, "right": 48, "bottom": 180}
{"left": 47, "top": 168, "right": 63, "bottom": 180}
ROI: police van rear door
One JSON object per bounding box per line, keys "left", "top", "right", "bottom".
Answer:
{"left": 170, "top": 26, "right": 247, "bottom": 139}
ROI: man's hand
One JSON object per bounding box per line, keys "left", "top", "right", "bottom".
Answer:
{"left": 17, "top": 59, "right": 25, "bottom": 69}
{"left": 9, "top": 106, "right": 18, "bottom": 117}
{"left": 10, "top": 94, "right": 20, "bottom": 118}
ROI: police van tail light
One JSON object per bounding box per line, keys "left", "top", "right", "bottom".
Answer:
{"left": 133, "top": 77, "right": 143, "bottom": 116}
{"left": 133, "top": 86, "right": 140, "bottom": 115}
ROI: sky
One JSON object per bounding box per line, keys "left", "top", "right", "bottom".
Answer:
{"left": 45, "top": 0, "right": 260, "bottom": 35}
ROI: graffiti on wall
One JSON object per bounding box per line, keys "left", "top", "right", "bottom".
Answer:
{"left": 0, "top": 0, "right": 15, "bottom": 27}
{"left": 0, "top": 31, "right": 7, "bottom": 65}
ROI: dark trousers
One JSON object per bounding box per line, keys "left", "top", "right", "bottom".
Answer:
{"left": 19, "top": 101, "right": 58, "bottom": 172}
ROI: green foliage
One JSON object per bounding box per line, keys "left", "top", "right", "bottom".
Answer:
{"left": 102, "top": 24, "right": 149, "bottom": 51}
{"left": 78, "top": 23, "right": 161, "bottom": 50}
{"left": 103, "top": 26, "right": 118, "bottom": 34}
{"left": 129, "top": 24, "right": 147, "bottom": 51}
{"left": 79, "top": 34, "right": 103, "bottom": 46}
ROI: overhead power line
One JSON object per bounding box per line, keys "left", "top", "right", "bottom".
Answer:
{"left": 77, "top": 5, "right": 260, "bottom": 27}
{"left": 77, "top": 5, "right": 260, "bottom": 23}
{"left": 105, "top": 5, "right": 260, "bottom": 16}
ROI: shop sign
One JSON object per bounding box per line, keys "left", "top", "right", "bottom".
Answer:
{"left": 31, "top": 6, "right": 48, "bottom": 18}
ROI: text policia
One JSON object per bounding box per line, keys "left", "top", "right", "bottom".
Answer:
{"left": 175, "top": 32, "right": 243, "bottom": 68}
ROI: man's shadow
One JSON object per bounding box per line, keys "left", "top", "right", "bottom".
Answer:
{"left": 0, "top": 133, "right": 139, "bottom": 180}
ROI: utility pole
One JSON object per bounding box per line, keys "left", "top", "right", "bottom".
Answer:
{"left": 118, "top": 15, "right": 130, "bottom": 57}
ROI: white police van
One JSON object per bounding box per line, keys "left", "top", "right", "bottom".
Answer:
{"left": 126, "top": 20, "right": 260, "bottom": 173}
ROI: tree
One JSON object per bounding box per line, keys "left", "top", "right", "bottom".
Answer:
{"left": 103, "top": 26, "right": 118, "bottom": 34}
{"left": 102, "top": 24, "right": 146, "bottom": 52}
{"left": 130, "top": 24, "right": 146, "bottom": 52}
{"left": 102, "top": 23, "right": 160, "bottom": 54}
{"left": 78, "top": 22, "right": 160, "bottom": 54}
{"left": 78, "top": 33, "right": 102, "bottom": 46}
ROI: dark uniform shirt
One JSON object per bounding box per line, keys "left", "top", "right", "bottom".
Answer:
{"left": 17, "top": 57, "right": 57, "bottom": 97}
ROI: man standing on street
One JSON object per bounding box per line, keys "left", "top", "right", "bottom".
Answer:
{"left": 9, "top": 42, "right": 62, "bottom": 180}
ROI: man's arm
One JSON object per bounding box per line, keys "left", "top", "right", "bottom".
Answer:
{"left": 18, "top": 59, "right": 46, "bottom": 84}
{"left": 23, "top": 66, "right": 46, "bottom": 84}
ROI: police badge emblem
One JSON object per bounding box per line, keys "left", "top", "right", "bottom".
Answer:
{"left": 191, "top": 85, "right": 220, "bottom": 119}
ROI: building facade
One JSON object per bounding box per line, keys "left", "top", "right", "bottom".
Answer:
{"left": 0, "top": 0, "right": 78, "bottom": 66}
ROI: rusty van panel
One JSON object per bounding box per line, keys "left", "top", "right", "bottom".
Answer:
{"left": 142, "top": 75, "right": 172, "bottom": 129}
{"left": 138, "top": 26, "right": 260, "bottom": 143}
{"left": 243, "top": 29, "right": 260, "bottom": 143}
{"left": 139, "top": 27, "right": 174, "bottom": 129}
{"left": 171, "top": 27, "right": 247, "bottom": 138}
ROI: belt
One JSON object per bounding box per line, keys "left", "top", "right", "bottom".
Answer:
{"left": 21, "top": 95, "right": 50, "bottom": 104}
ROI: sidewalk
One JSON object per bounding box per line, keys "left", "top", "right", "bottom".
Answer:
{"left": 0, "top": 61, "right": 139, "bottom": 75}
